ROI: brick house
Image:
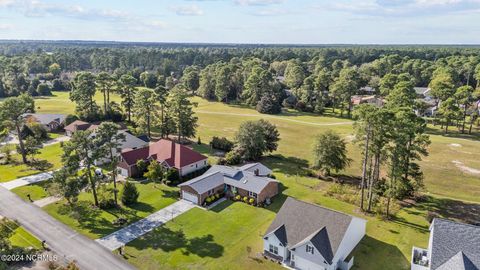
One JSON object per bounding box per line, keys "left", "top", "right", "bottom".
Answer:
{"left": 117, "top": 139, "right": 208, "bottom": 178}
{"left": 178, "top": 163, "right": 279, "bottom": 206}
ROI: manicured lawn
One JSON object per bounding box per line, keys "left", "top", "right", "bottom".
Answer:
{"left": 0, "top": 143, "right": 63, "bottom": 182}
{"left": 33, "top": 91, "right": 122, "bottom": 114}
{"left": 43, "top": 182, "right": 179, "bottom": 239}
{"left": 11, "top": 181, "right": 50, "bottom": 201}
{"left": 9, "top": 226, "right": 41, "bottom": 249}
{"left": 192, "top": 97, "right": 480, "bottom": 203}
{"left": 125, "top": 201, "right": 283, "bottom": 270}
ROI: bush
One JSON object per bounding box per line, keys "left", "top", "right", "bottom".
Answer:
{"left": 210, "top": 136, "right": 234, "bottom": 152}
{"left": 99, "top": 199, "right": 116, "bottom": 209}
{"left": 37, "top": 83, "right": 52, "bottom": 96}
{"left": 121, "top": 181, "right": 139, "bottom": 205}
{"left": 165, "top": 168, "right": 179, "bottom": 183}
{"left": 235, "top": 195, "right": 241, "bottom": 201}
{"left": 206, "top": 197, "right": 212, "bottom": 203}
{"left": 28, "top": 122, "right": 48, "bottom": 139}
{"left": 249, "top": 198, "right": 255, "bottom": 204}
{"left": 215, "top": 194, "right": 220, "bottom": 199}
{"left": 224, "top": 150, "right": 243, "bottom": 165}
{"left": 243, "top": 196, "right": 248, "bottom": 203}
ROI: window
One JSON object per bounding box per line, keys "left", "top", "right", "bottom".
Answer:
{"left": 208, "top": 189, "right": 215, "bottom": 195}
{"left": 248, "top": 191, "right": 257, "bottom": 198}
{"left": 196, "top": 164, "right": 198, "bottom": 168}
{"left": 269, "top": 244, "right": 278, "bottom": 255}
{"left": 306, "top": 245, "right": 314, "bottom": 254}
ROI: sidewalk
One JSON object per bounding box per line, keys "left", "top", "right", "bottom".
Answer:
{"left": 0, "top": 172, "right": 53, "bottom": 190}
{"left": 96, "top": 200, "right": 196, "bottom": 251}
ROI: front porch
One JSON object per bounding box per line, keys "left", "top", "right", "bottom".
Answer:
{"left": 263, "top": 250, "right": 284, "bottom": 262}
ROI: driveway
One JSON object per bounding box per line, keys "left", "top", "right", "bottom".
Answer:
{"left": 96, "top": 200, "right": 196, "bottom": 251}
{"left": 0, "top": 187, "right": 136, "bottom": 270}
{"left": 0, "top": 172, "right": 53, "bottom": 190}
{"left": 43, "top": 135, "right": 70, "bottom": 146}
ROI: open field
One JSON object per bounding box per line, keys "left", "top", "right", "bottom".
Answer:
{"left": 32, "top": 91, "right": 122, "bottom": 114}
{"left": 43, "top": 182, "right": 179, "bottom": 239}
{"left": 0, "top": 143, "right": 62, "bottom": 183}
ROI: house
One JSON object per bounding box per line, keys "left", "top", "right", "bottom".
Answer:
{"left": 117, "top": 139, "right": 208, "bottom": 178}
{"left": 178, "top": 163, "right": 278, "bottom": 206}
{"left": 64, "top": 120, "right": 128, "bottom": 136}
{"left": 351, "top": 95, "right": 384, "bottom": 107}
{"left": 411, "top": 218, "right": 480, "bottom": 270}
{"left": 263, "top": 197, "right": 366, "bottom": 270}
{"left": 24, "top": 113, "right": 66, "bottom": 132}
{"left": 92, "top": 130, "right": 149, "bottom": 166}
{"left": 64, "top": 120, "right": 91, "bottom": 136}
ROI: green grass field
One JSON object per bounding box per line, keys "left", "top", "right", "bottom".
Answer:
{"left": 9, "top": 226, "right": 41, "bottom": 249}
{"left": 11, "top": 181, "right": 50, "bottom": 201}
{"left": 43, "top": 182, "right": 178, "bottom": 239}
{"left": 0, "top": 143, "right": 63, "bottom": 182}
{"left": 32, "top": 91, "right": 122, "bottom": 114}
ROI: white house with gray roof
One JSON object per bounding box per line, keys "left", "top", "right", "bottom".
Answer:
{"left": 263, "top": 197, "right": 366, "bottom": 270}
{"left": 178, "top": 163, "right": 279, "bottom": 206}
{"left": 411, "top": 218, "right": 480, "bottom": 270}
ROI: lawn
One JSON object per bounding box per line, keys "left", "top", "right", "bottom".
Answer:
{"left": 0, "top": 143, "right": 63, "bottom": 182}
{"left": 124, "top": 200, "right": 283, "bottom": 270}
{"left": 43, "top": 181, "right": 179, "bottom": 239}
{"left": 11, "top": 181, "right": 50, "bottom": 201}
{"left": 33, "top": 91, "right": 122, "bottom": 114}
{"left": 9, "top": 226, "right": 41, "bottom": 249}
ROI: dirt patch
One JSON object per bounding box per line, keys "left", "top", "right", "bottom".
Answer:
{"left": 452, "top": 160, "right": 480, "bottom": 175}
{"left": 449, "top": 143, "right": 462, "bottom": 147}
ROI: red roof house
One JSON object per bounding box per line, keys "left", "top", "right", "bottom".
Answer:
{"left": 117, "top": 139, "right": 208, "bottom": 178}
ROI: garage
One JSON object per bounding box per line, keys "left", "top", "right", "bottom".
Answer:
{"left": 182, "top": 190, "right": 199, "bottom": 204}
{"left": 118, "top": 168, "right": 129, "bottom": 177}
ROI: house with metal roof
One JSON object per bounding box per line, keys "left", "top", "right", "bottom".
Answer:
{"left": 411, "top": 218, "right": 480, "bottom": 270}
{"left": 263, "top": 197, "right": 366, "bottom": 270}
{"left": 178, "top": 163, "right": 278, "bottom": 206}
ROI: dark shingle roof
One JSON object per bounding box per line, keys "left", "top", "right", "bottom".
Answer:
{"left": 272, "top": 225, "right": 287, "bottom": 246}
{"left": 430, "top": 218, "right": 480, "bottom": 270}
{"left": 264, "top": 197, "right": 353, "bottom": 263}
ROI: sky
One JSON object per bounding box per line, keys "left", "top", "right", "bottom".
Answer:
{"left": 0, "top": 0, "right": 479, "bottom": 44}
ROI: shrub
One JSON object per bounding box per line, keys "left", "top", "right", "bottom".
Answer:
{"left": 210, "top": 136, "right": 234, "bottom": 152}
{"left": 256, "top": 94, "right": 281, "bottom": 114}
{"left": 243, "top": 196, "right": 248, "bottom": 203}
{"left": 99, "top": 198, "right": 116, "bottom": 209}
{"left": 166, "top": 168, "right": 179, "bottom": 183}
{"left": 235, "top": 195, "right": 241, "bottom": 201}
{"left": 121, "top": 181, "right": 139, "bottom": 205}
{"left": 249, "top": 198, "right": 255, "bottom": 204}
{"left": 27, "top": 122, "right": 48, "bottom": 139}
{"left": 215, "top": 194, "right": 220, "bottom": 199}
{"left": 37, "top": 83, "right": 52, "bottom": 96}
{"left": 206, "top": 197, "right": 212, "bottom": 203}
{"left": 224, "top": 150, "right": 243, "bottom": 165}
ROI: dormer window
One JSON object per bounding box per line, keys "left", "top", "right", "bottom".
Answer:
{"left": 306, "top": 245, "right": 314, "bottom": 254}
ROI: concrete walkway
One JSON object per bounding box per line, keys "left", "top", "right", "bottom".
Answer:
{"left": 96, "top": 200, "right": 196, "bottom": 251}
{"left": 0, "top": 171, "right": 53, "bottom": 190}
{"left": 0, "top": 187, "right": 136, "bottom": 270}
{"left": 43, "top": 135, "right": 70, "bottom": 146}
{"left": 33, "top": 196, "right": 62, "bottom": 207}
{"left": 206, "top": 198, "right": 227, "bottom": 210}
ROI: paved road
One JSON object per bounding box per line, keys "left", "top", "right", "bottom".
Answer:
{"left": 97, "top": 200, "right": 196, "bottom": 251}
{"left": 0, "top": 187, "right": 136, "bottom": 270}
{"left": 0, "top": 171, "right": 53, "bottom": 190}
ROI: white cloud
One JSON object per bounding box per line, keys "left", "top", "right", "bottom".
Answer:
{"left": 0, "top": 23, "right": 13, "bottom": 29}
{"left": 171, "top": 5, "right": 204, "bottom": 16}
{"left": 234, "top": 0, "right": 284, "bottom": 6}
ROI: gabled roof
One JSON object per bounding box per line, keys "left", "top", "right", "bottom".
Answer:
{"left": 237, "top": 163, "right": 272, "bottom": 176}
{"left": 64, "top": 120, "right": 91, "bottom": 132}
{"left": 437, "top": 251, "right": 478, "bottom": 270}
{"left": 24, "top": 113, "right": 66, "bottom": 125}
{"left": 264, "top": 197, "right": 355, "bottom": 264}
{"left": 179, "top": 163, "right": 278, "bottom": 195}
{"left": 430, "top": 218, "right": 480, "bottom": 270}
{"left": 120, "top": 139, "right": 207, "bottom": 169}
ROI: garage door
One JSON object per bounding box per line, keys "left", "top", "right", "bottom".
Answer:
{"left": 118, "top": 168, "right": 129, "bottom": 177}
{"left": 182, "top": 191, "right": 199, "bottom": 204}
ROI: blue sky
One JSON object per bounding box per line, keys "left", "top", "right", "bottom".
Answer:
{"left": 0, "top": 0, "right": 479, "bottom": 44}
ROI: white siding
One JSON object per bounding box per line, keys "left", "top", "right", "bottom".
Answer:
{"left": 180, "top": 159, "right": 208, "bottom": 176}
{"left": 331, "top": 217, "right": 366, "bottom": 270}
{"left": 294, "top": 255, "right": 326, "bottom": 270}
{"left": 263, "top": 232, "right": 287, "bottom": 261}
{"left": 291, "top": 241, "right": 329, "bottom": 270}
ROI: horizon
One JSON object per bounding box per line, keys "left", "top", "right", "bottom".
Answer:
{"left": 1, "top": 0, "right": 479, "bottom": 44}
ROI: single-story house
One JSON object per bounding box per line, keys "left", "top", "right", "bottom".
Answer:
{"left": 64, "top": 120, "right": 128, "bottom": 136}
{"left": 117, "top": 139, "right": 208, "bottom": 178}
{"left": 263, "top": 197, "right": 366, "bottom": 270}
{"left": 411, "top": 218, "right": 480, "bottom": 270}
{"left": 178, "top": 163, "right": 278, "bottom": 206}
{"left": 91, "top": 130, "right": 150, "bottom": 166}
{"left": 24, "top": 113, "right": 66, "bottom": 131}
{"left": 64, "top": 120, "right": 91, "bottom": 136}
{"left": 351, "top": 95, "right": 384, "bottom": 107}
